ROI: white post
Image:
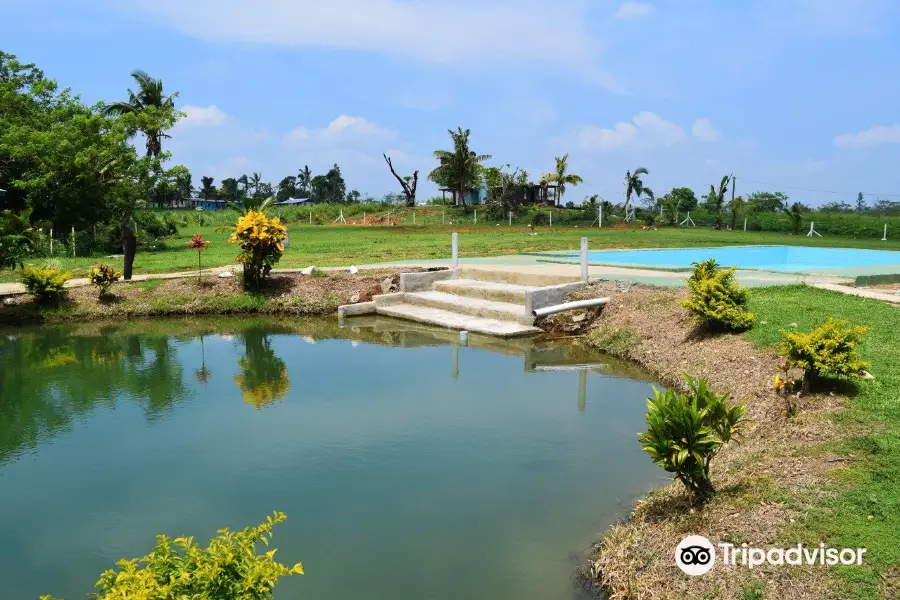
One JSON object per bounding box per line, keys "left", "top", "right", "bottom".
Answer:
{"left": 508, "top": 211, "right": 512, "bottom": 226}
{"left": 72, "top": 227, "right": 75, "bottom": 257}
{"left": 451, "top": 232, "right": 459, "bottom": 269}
{"left": 474, "top": 209, "right": 477, "bottom": 225}
{"left": 50, "top": 228, "right": 53, "bottom": 256}
{"left": 883, "top": 224, "right": 888, "bottom": 241}
{"left": 580, "top": 237, "right": 589, "bottom": 283}
{"left": 743, "top": 217, "right": 747, "bottom": 232}
{"left": 413, "top": 211, "right": 416, "bottom": 225}
{"left": 309, "top": 211, "right": 312, "bottom": 224}
{"left": 549, "top": 211, "right": 552, "bottom": 227}
{"left": 363, "top": 212, "right": 366, "bottom": 224}
{"left": 675, "top": 210, "right": 678, "bottom": 225}
{"left": 599, "top": 205, "right": 603, "bottom": 228}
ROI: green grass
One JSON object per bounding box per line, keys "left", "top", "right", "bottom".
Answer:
{"left": 745, "top": 285, "right": 900, "bottom": 598}
{"left": 6, "top": 222, "right": 900, "bottom": 284}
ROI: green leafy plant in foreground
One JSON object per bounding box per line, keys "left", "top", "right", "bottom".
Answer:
{"left": 20, "top": 266, "right": 71, "bottom": 304}
{"left": 638, "top": 374, "right": 749, "bottom": 504}
{"left": 681, "top": 258, "right": 755, "bottom": 331}
{"left": 779, "top": 318, "right": 870, "bottom": 387}
{"left": 41, "top": 512, "right": 303, "bottom": 600}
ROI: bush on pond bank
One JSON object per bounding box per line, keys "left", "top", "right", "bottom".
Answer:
{"left": 228, "top": 210, "right": 287, "bottom": 290}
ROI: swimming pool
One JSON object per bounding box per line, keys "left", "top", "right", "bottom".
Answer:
{"left": 542, "top": 245, "right": 900, "bottom": 273}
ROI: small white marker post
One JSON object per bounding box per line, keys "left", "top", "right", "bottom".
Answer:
{"left": 883, "top": 224, "right": 888, "bottom": 241}
{"left": 451, "top": 232, "right": 459, "bottom": 269}
{"left": 474, "top": 209, "right": 477, "bottom": 225}
{"left": 549, "top": 211, "right": 552, "bottom": 227}
{"left": 744, "top": 217, "right": 747, "bottom": 232}
{"left": 50, "top": 228, "right": 53, "bottom": 256}
{"left": 807, "top": 221, "right": 822, "bottom": 237}
{"left": 580, "top": 237, "right": 589, "bottom": 283}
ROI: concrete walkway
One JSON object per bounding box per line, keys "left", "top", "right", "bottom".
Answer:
{"left": 812, "top": 283, "right": 900, "bottom": 304}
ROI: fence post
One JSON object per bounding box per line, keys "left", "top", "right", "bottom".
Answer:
{"left": 309, "top": 211, "right": 312, "bottom": 225}
{"left": 413, "top": 211, "right": 416, "bottom": 225}
{"left": 744, "top": 217, "right": 747, "bottom": 232}
{"left": 72, "top": 227, "right": 75, "bottom": 257}
{"left": 442, "top": 211, "right": 445, "bottom": 225}
{"left": 363, "top": 212, "right": 366, "bottom": 224}
{"left": 474, "top": 209, "right": 477, "bottom": 225}
{"left": 598, "top": 205, "right": 603, "bottom": 228}
{"left": 50, "top": 228, "right": 53, "bottom": 256}
{"left": 508, "top": 211, "right": 512, "bottom": 226}
{"left": 580, "top": 237, "right": 589, "bottom": 283}
{"left": 549, "top": 211, "right": 552, "bottom": 227}
{"left": 452, "top": 232, "right": 459, "bottom": 269}
{"left": 883, "top": 224, "right": 888, "bottom": 241}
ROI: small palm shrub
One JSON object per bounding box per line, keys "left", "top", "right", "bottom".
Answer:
{"left": 89, "top": 264, "right": 121, "bottom": 298}
{"left": 187, "top": 233, "right": 211, "bottom": 282}
{"left": 228, "top": 210, "right": 288, "bottom": 290}
{"left": 638, "top": 374, "right": 749, "bottom": 504}
{"left": 41, "top": 512, "right": 303, "bottom": 600}
{"left": 681, "top": 258, "right": 755, "bottom": 331}
{"left": 21, "top": 266, "right": 71, "bottom": 304}
{"left": 780, "top": 318, "right": 869, "bottom": 386}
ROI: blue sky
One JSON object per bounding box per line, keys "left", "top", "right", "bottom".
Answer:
{"left": 5, "top": 0, "right": 900, "bottom": 206}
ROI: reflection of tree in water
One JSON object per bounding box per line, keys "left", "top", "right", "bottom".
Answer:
{"left": 194, "top": 336, "right": 212, "bottom": 384}
{"left": 233, "top": 328, "right": 291, "bottom": 409}
{"left": 0, "top": 326, "right": 188, "bottom": 464}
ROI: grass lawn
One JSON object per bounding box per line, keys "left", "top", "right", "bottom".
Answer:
{"left": 746, "top": 285, "right": 900, "bottom": 598}
{"left": 5, "top": 223, "right": 900, "bottom": 283}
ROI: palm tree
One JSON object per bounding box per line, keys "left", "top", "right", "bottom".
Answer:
{"left": 102, "top": 70, "right": 177, "bottom": 157}
{"left": 541, "top": 153, "right": 583, "bottom": 207}
{"left": 428, "top": 127, "right": 491, "bottom": 206}
{"left": 706, "top": 174, "right": 732, "bottom": 229}
{"left": 781, "top": 202, "right": 804, "bottom": 235}
{"left": 298, "top": 166, "right": 312, "bottom": 197}
{"left": 200, "top": 176, "right": 215, "bottom": 200}
{"left": 728, "top": 195, "right": 746, "bottom": 230}
{"left": 249, "top": 172, "right": 262, "bottom": 196}
{"left": 237, "top": 174, "right": 250, "bottom": 195}
{"left": 220, "top": 178, "right": 240, "bottom": 202}
{"left": 624, "top": 168, "right": 649, "bottom": 221}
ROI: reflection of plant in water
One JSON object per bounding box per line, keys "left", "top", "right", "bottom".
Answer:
{"left": 233, "top": 328, "right": 290, "bottom": 409}
{"left": 194, "top": 335, "right": 212, "bottom": 384}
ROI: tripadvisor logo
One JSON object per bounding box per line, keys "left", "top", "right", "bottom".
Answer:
{"left": 676, "top": 536, "right": 867, "bottom": 575}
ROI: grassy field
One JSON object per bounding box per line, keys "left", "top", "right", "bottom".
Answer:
{"left": 746, "top": 286, "right": 900, "bottom": 598}
{"left": 6, "top": 222, "right": 900, "bottom": 283}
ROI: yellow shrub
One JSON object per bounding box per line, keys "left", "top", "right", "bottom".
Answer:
{"left": 228, "top": 210, "right": 288, "bottom": 289}
{"left": 21, "top": 266, "right": 71, "bottom": 304}
{"left": 89, "top": 264, "right": 121, "bottom": 298}
{"left": 680, "top": 259, "right": 754, "bottom": 331}
{"left": 780, "top": 318, "right": 870, "bottom": 384}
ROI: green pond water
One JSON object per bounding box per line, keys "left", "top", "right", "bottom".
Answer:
{"left": 0, "top": 316, "right": 664, "bottom": 599}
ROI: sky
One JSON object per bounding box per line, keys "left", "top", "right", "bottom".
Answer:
{"left": 5, "top": 0, "right": 900, "bottom": 206}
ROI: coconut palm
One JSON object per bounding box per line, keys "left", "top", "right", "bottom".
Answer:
{"left": 541, "top": 153, "right": 583, "bottom": 207}
{"left": 200, "top": 176, "right": 215, "bottom": 200}
{"left": 237, "top": 174, "right": 250, "bottom": 195}
{"left": 781, "top": 202, "right": 804, "bottom": 235}
{"left": 624, "top": 167, "right": 649, "bottom": 221}
{"left": 102, "top": 70, "right": 177, "bottom": 158}
{"left": 248, "top": 172, "right": 263, "bottom": 196}
{"left": 706, "top": 174, "right": 732, "bottom": 229}
{"left": 428, "top": 127, "right": 491, "bottom": 206}
{"left": 298, "top": 166, "right": 312, "bottom": 196}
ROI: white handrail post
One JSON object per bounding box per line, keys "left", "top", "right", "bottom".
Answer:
{"left": 580, "top": 237, "right": 589, "bottom": 283}
{"left": 452, "top": 232, "right": 459, "bottom": 269}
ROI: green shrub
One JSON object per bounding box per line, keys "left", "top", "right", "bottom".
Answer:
{"left": 41, "top": 512, "right": 303, "bottom": 600}
{"left": 89, "top": 263, "right": 121, "bottom": 298}
{"left": 681, "top": 259, "right": 755, "bottom": 331}
{"left": 531, "top": 212, "right": 548, "bottom": 226}
{"left": 780, "top": 318, "right": 870, "bottom": 385}
{"left": 20, "top": 266, "right": 71, "bottom": 303}
{"left": 638, "top": 374, "right": 749, "bottom": 504}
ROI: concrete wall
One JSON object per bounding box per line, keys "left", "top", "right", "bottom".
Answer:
{"left": 524, "top": 282, "right": 587, "bottom": 315}
{"left": 337, "top": 301, "right": 376, "bottom": 318}
{"left": 400, "top": 269, "right": 455, "bottom": 292}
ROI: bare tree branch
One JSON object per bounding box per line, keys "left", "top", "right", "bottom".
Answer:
{"left": 384, "top": 153, "right": 418, "bottom": 207}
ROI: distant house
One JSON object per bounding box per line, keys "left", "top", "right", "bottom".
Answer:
{"left": 439, "top": 182, "right": 556, "bottom": 205}
{"left": 276, "top": 197, "right": 314, "bottom": 206}
{"left": 190, "top": 197, "right": 227, "bottom": 210}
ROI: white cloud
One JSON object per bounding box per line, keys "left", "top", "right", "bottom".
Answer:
{"left": 691, "top": 118, "right": 721, "bottom": 142}
{"left": 834, "top": 125, "right": 900, "bottom": 147}
{"left": 284, "top": 115, "right": 396, "bottom": 145}
{"left": 576, "top": 111, "right": 684, "bottom": 151}
{"left": 179, "top": 104, "right": 229, "bottom": 127}
{"left": 121, "top": 0, "right": 613, "bottom": 87}
{"left": 614, "top": 1, "right": 655, "bottom": 19}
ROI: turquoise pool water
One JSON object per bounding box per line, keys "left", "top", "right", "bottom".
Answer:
{"left": 548, "top": 245, "right": 900, "bottom": 273}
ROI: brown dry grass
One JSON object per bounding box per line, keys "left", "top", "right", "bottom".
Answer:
{"left": 547, "top": 282, "right": 860, "bottom": 599}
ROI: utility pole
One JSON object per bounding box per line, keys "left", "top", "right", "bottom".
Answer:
{"left": 731, "top": 175, "right": 736, "bottom": 203}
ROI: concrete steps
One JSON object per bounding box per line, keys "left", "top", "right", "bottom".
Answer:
{"left": 432, "top": 278, "right": 537, "bottom": 304}
{"left": 404, "top": 290, "right": 528, "bottom": 323}
{"left": 376, "top": 303, "right": 542, "bottom": 337}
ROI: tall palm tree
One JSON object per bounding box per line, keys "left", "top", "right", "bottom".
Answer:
{"left": 428, "top": 127, "right": 491, "bottom": 206}
{"left": 541, "top": 153, "right": 583, "bottom": 207}
{"left": 200, "top": 176, "right": 215, "bottom": 200}
{"left": 706, "top": 174, "right": 732, "bottom": 229}
{"left": 298, "top": 165, "right": 312, "bottom": 196}
{"left": 781, "top": 201, "right": 804, "bottom": 235}
{"left": 237, "top": 174, "right": 250, "bottom": 195}
{"left": 102, "top": 70, "right": 177, "bottom": 158}
{"left": 221, "top": 178, "right": 240, "bottom": 202}
{"left": 249, "top": 172, "right": 262, "bottom": 196}
{"left": 624, "top": 167, "right": 649, "bottom": 221}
